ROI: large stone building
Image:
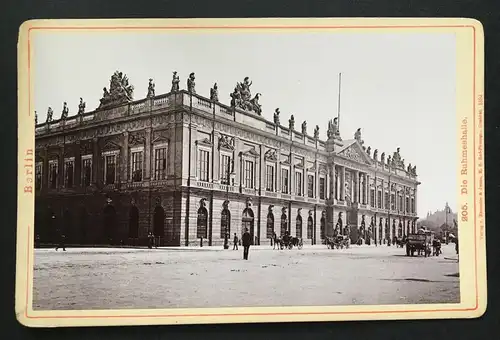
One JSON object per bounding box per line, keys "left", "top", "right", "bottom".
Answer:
{"left": 34, "top": 71, "right": 420, "bottom": 247}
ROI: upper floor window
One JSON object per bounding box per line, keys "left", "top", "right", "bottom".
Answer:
{"left": 266, "top": 165, "right": 274, "bottom": 191}
{"left": 244, "top": 160, "right": 254, "bottom": 188}
{"left": 370, "top": 189, "right": 375, "bottom": 207}
{"left": 81, "top": 155, "right": 92, "bottom": 187}
{"left": 377, "top": 191, "right": 382, "bottom": 209}
{"left": 411, "top": 198, "right": 415, "bottom": 213}
{"left": 295, "top": 172, "right": 302, "bottom": 196}
{"left": 384, "top": 192, "right": 389, "bottom": 209}
{"left": 220, "top": 154, "right": 231, "bottom": 185}
{"left": 405, "top": 197, "right": 410, "bottom": 212}
{"left": 391, "top": 193, "right": 396, "bottom": 210}
{"left": 35, "top": 162, "right": 43, "bottom": 190}
{"left": 64, "top": 158, "right": 75, "bottom": 188}
{"left": 198, "top": 150, "right": 210, "bottom": 182}
{"left": 131, "top": 150, "right": 143, "bottom": 182}
{"left": 49, "top": 160, "right": 58, "bottom": 189}
{"left": 281, "top": 168, "right": 289, "bottom": 194}
{"left": 104, "top": 154, "right": 117, "bottom": 185}
{"left": 154, "top": 146, "right": 167, "bottom": 180}
{"left": 319, "top": 177, "right": 326, "bottom": 200}
{"left": 307, "top": 174, "right": 314, "bottom": 198}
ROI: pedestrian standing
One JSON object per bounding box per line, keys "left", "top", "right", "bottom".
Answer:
{"left": 148, "top": 232, "right": 154, "bottom": 249}
{"left": 55, "top": 232, "right": 66, "bottom": 251}
{"left": 233, "top": 233, "right": 238, "bottom": 250}
{"left": 242, "top": 228, "right": 251, "bottom": 260}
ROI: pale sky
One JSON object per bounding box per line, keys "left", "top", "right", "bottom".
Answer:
{"left": 32, "top": 30, "right": 456, "bottom": 218}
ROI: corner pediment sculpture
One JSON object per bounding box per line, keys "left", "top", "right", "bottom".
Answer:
{"left": 187, "top": 72, "right": 196, "bottom": 94}
{"left": 264, "top": 148, "right": 278, "bottom": 161}
{"left": 354, "top": 128, "right": 364, "bottom": 146}
{"left": 273, "top": 108, "right": 280, "bottom": 125}
{"left": 171, "top": 71, "right": 180, "bottom": 92}
{"left": 98, "top": 71, "right": 134, "bottom": 109}
{"left": 314, "top": 125, "right": 319, "bottom": 139}
{"left": 301, "top": 121, "right": 307, "bottom": 135}
{"left": 327, "top": 117, "right": 340, "bottom": 140}
{"left": 147, "top": 78, "right": 155, "bottom": 98}
{"left": 391, "top": 147, "right": 405, "bottom": 168}
{"left": 210, "top": 83, "right": 219, "bottom": 102}
{"left": 61, "top": 102, "right": 69, "bottom": 120}
{"left": 46, "top": 107, "right": 54, "bottom": 123}
{"left": 78, "top": 97, "right": 86, "bottom": 115}
{"left": 218, "top": 134, "right": 235, "bottom": 150}
{"left": 229, "top": 77, "right": 262, "bottom": 115}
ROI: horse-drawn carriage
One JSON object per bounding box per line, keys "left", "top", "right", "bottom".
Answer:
{"left": 405, "top": 231, "right": 433, "bottom": 257}
{"left": 324, "top": 235, "right": 350, "bottom": 249}
{"left": 275, "top": 234, "right": 303, "bottom": 250}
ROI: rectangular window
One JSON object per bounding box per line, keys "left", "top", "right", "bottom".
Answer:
{"left": 281, "top": 168, "right": 289, "bottom": 194}
{"left": 295, "top": 172, "right": 302, "bottom": 196}
{"left": 266, "top": 165, "right": 274, "bottom": 191}
{"left": 384, "top": 192, "right": 389, "bottom": 209}
{"left": 105, "top": 155, "right": 116, "bottom": 185}
{"left": 319, "top": 177, "right": 325, "bottom": 199}
{"left": 307, "top": 175, "right": 314, "bottom": 198}
{"left": 405, "top": 197, "right": 410, "bottom": 212}
{"left": 154, "top": 147, "right": 167, "bottom": 180}
{"left": 49, "top": 161, "right": 58, "bottom": 189}
{"left": 411, "top": 198, "right": 415, "bottom": 213}
{"left": 244, "top": 160, "right": 254, "bottom": 188}
{"left": 131, "top": 151, "right": 143, "bottom": 182}
{"left": 220, "top": 155, "right": 231, "bottom": 185}
{"left": 64, "top": 159, "right": 75, "bottom": 188}
{"left": 399, "top": 195, "right": 403, "bottom": 211}
{"left": 81, "top": 157, "right": 92, "bottom": 187}
{"left": 35, "top": 162, "right": 43, "bottom": 190}
{"left": 391, "top": 194, "right": 395, "bottom": 210}
{"left": 377, "top": 191, "right": 382, "bottom": 209}
{"left": 198, "top": 150, "right": 210, "bottom": 182}
{"left": 370, "top": 189, "right": 375, "bottom": 207}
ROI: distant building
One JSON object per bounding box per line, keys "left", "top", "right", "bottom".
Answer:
{"left": 34, "top": 71, "right": 420, "bottom": 246}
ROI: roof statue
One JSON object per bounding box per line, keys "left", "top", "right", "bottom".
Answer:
{"left": 314, "top": 125, "right": 319, "bottom": 139}
{"left": 78, "top": 97, "right": 86, "bottom": 115}
{"left": 301, "top": 121, "right": 307, "bottom": 135}
{"left": 61, "top": 102, "right": 69, "bottom": 120}
{"left": 98, "top": 71, "right": 134, "bottom": 109}
{"left": 187, "top": 72, "right": 196, "bottom": 94}
{"left": 289, "top": 115, "right": 295, "bottom": 131}
{"left": 229, "top": 77, "right": 262, "bottom": 115}
{"left": 210, "top": 83, "right": 219, "bottom": 102}
{"left": 46, "top": 107, "right": 53, "bottom": 123}
{"left": 273, "top": 108, "right": 280, "bottom": 125}
{"left": 34, "top": 111, "right": 38, "bottom": 125}
{"left": 327, "top": 117, "right": 340, "bottom": 140}
{"left": 171, "top": 71, "right": 180, "bottom": 92}
{"left": 366, "top": 146, "right": 371, "bottom": 157}
{"left": 354, "top": 128, "right": 364, "bottom": 146}
{"left": 380, "top": 152, "right": 385, "bottom": 163}
{"left": 373, "top": 149, "right": 378, "bottom": 161}
{"left": 147, "top": 78, "right": 155, "bottom": 98}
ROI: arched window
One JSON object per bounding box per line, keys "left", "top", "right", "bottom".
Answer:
{"left": 320, "top": 213, "right": 326, "bottom": 239}
{"left": 266, "top": 212, "right": 274, "bottom": 238}
{"left": 221, "top": 208, "right": 231, "bottom": 238}
{"left": 197, "top": 206, "right": 208, "bottom": 239}
{"left": 242, "top": 208, "right": 255, "bottom": 244}
{"left": 307, "top": 216, "right": 313, "bottom": 239}
{"left": 296, "top": 214, "right": 303, "bottom": 238}
{"left": 280, "top": 212, "right": 288, "bottom": 236}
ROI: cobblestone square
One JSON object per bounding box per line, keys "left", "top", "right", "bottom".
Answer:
{"left": 33, "top": 244, "right": 460, "bottom": 310}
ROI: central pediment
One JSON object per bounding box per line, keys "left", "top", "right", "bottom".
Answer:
{"left": 336, "top": 140, "right": 373, "bottom": 165}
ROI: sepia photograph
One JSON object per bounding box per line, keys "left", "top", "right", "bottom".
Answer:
{"left": 16, "top": 18, "right": 486, "bottom": 326}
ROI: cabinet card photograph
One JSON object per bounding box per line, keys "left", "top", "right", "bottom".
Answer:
{"left": 16, "top": 18, "right": 486, "bottom": 327}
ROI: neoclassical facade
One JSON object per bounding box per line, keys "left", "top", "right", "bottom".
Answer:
{"left": 34, "top": 71, "right": 420, "bottom": 246}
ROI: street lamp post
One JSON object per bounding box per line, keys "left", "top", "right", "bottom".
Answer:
{"left": 223, "top": 159, "right": 235, "bottom": 249}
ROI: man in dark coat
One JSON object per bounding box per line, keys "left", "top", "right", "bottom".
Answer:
{"left": 242, "top": 228, "right": 251, "bottom": 260}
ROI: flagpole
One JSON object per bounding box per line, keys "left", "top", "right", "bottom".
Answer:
{"left": 337, "top": 72, "right": 342, "bottom": 130}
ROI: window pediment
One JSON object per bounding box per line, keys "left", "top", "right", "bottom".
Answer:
{"left": 196, "top": 137, "right": 213, "bottom": 148}
{"left": 240, "top": 148, "right": 259, "bottom": 158}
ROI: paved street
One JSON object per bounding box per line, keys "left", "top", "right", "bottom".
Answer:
{"left": 33, "top": 243, "right": 460, "bottom": 310}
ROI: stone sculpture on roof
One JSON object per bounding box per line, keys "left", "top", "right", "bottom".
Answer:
{"left": 98, "top": 71, "right": 134, "bottom": 109}
{"left": 301, "top": 121, "right": 307, "bottom": 135}
{"left": 230, "top": 77, "right": 262, "bottom": 115}
{"left": 78, "top": 97, "right": 86, "bottom": 115}
{"left": 187, "top": 73, "right": 196, "bottom": 94}
{"left": 273, "top": 108, "right": 280, "bottom": 125}
{"left": 171, "top": 71, "right": 180, "bottom": 92}
{"left": 61, "top": 102, "right": 69, "bottom": 119}
{"left": 210, "top": 83, "right": 219, "bottom": 102}
{"left": 147, "top": 78, "right": 155, "bottom": 98}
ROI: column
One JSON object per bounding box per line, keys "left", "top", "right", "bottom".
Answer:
{"left": 353, "top": 170, "right": 359, "bottom": 202}
{"left": 145, "top": 128, "right": 152, "bottom": 180}
{"left": 42, "top": 147, "right": 48, "bottom": 193}
{"left": 213, "top": 132, "right": 221, "bottom": 183}
{"left": 92, "top": 137, "right": 99, "bottom": 186}
{"left": 122, "top": 132, "right": 129, "bottom": 182}
{"left": 340, "top": 166, "right": 346, "bottom": 201}
{"left": 334, "top": 166, "right": 339, "bottom": 200}
{"left": 233, "top": 137, "right": 241, "bottom": 187}
{"left": 75, "top": 141, "right": 81, "bottom": 188}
